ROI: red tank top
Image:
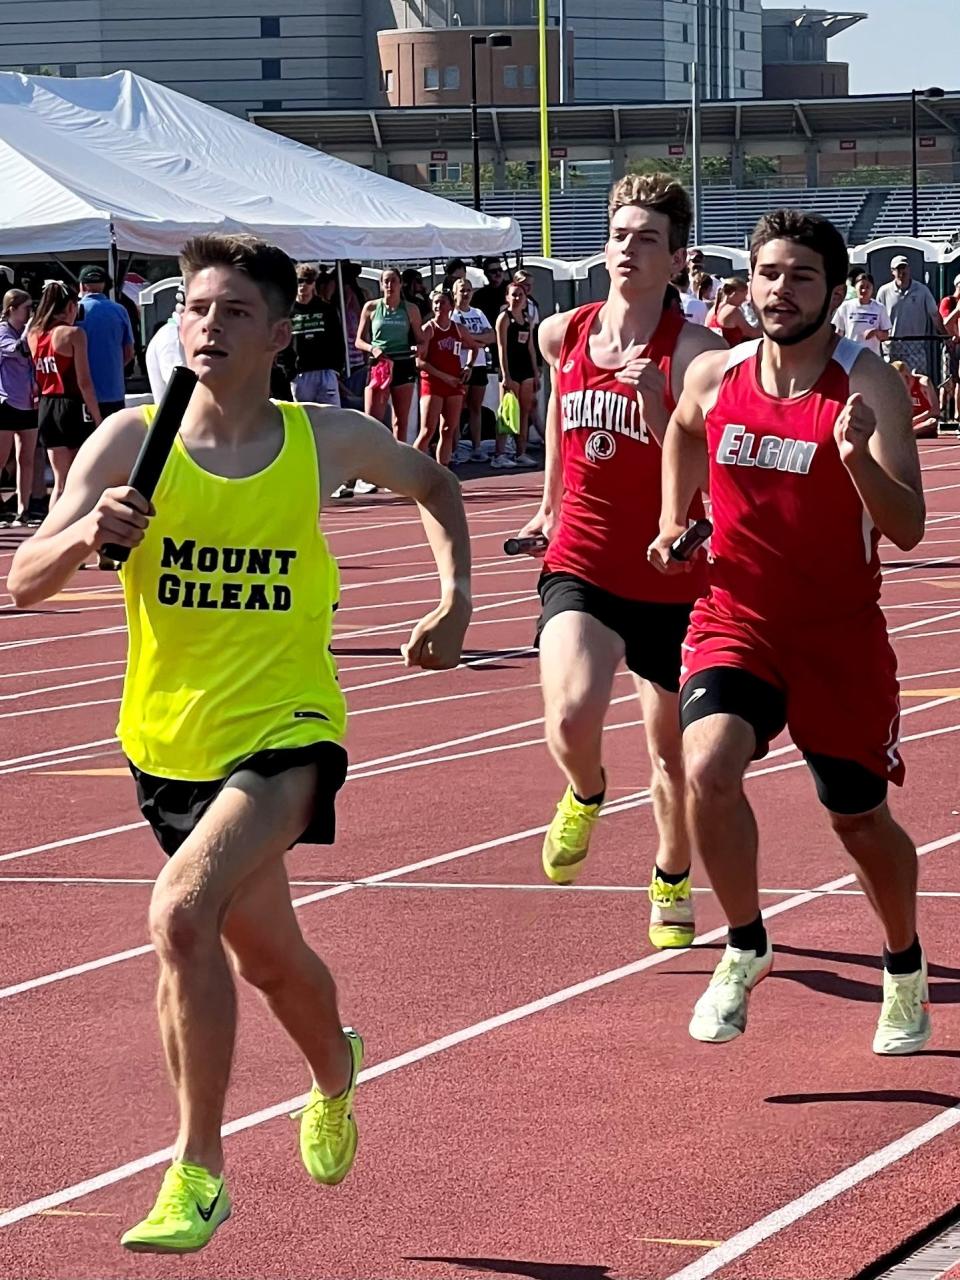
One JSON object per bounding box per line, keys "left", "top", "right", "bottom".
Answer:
{"left": 33, "top": 329, "right": 81, "bottom": 399}
{"left": 707, "top": 310, "right": 744, "bottom": 346}
{"left": 547, "top": 302, "right": 706, "bottom": 602}
{"left": 704, "top": 337, "right": 879, "bottom": 630}
{"left": 907, "top": 375, "right": 929, "bottom": 416}
{"left": 422, "top": 320, "right": 463, "bottom": 383}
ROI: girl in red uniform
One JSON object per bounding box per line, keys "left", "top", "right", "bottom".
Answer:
{"left": 27, "top": 282, "right": 101, "bottom": 505}
{"left": 414, "top": 288, "right": 470, "bottom": 466}
{"left": 706, "top": 277, "right": 760, "bottom": 346}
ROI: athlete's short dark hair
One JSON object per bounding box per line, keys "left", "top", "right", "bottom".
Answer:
{"left": 179, "top": 234, "right": 297, "bottom": 320}
{"left": 749, "top": 210, "right": 849, "bottom": 292}
{"left": 608, "top": 174, "right": 692, "bottom": 253}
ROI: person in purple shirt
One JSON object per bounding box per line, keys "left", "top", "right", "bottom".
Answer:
{"left": 0, "top": 288, "right": 40, "bottom": 525}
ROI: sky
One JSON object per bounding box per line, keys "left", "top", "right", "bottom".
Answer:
{"left": 825, "top": 0, "right": 957, "bottom": 96}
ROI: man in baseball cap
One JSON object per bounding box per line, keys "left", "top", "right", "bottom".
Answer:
{"left": 876, "top": 254, "right": 947, "bottom": 377}
{"left": 77, "top": 264, "right": 135, "bottom": 418}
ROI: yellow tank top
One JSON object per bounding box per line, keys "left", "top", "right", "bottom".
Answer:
{"left": 118, "top": 401, "right": 346, "bottom": 780}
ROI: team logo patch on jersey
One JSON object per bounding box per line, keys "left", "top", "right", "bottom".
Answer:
{"left": 585, "top": 430, "right": 617, "bottom": 463}
{"left": 562, "top": 360, "right": 575, "bottom": 373}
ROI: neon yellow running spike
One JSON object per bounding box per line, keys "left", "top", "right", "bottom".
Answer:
{"left": 120, "top": 1161, "right": 230, "bottom": 1254}
{"left": 648, "top": 870, "right": 696, "bottom": 949}
{"left": 296, "top": 1027, "right": 363, "bottom": 1185}
{"left": 542, "top": 785, "right": 602, "bottom": 885}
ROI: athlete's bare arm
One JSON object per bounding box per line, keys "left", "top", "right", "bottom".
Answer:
{"left": 648, "top": 348, "right": 729, "bottom": 574}
{"left": 841, "top": 351, "right": 925, "bottom": 551}
{"left": 515, "top": 308, "right": 574, "bottom": 550}
{"left": 8, "top": 410, "right": 149, "bottom": 607}
{"left": 312, "top": 407, "right": 471, "bottom": 668}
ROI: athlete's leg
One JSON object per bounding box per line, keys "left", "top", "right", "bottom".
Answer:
{"left": 222, "top": 858, "right": 351, "bottom": 1095}
{"left": 831, "top": 803, "right": 917, "bottom": 951}
{"left": 148, "top": 763, "right": 318, "bottom": 1174}
{"left": 390, "top": 381, "right": 416, "bottom": 443}
{"left": 539, "top": 610, "right": 623, "bottom": 800}
{"left": 467, "top": 382, "right": 485, "bottom": 451}
{"left": 13, "top": 429, "right": 37, "bottom": 516}
{"left": 437, "top": 393, "right": 464, "bottom": 465}
{"left": 682, "top": 713, "right": 758, "bottom": 927}
{"left": 48, "top": 446, "right": 76, "bottom": 507}
{"left": 414, "top": 393, "right": 442, "bottom": 453}
{"left": 517, "top": 378, "right": 535, "bottom": 458}
{"left": 364, "top": 381, "right": 390, "bottom": 424}
{"left": 634, "top": 677, "right": 688, "bottom": 876}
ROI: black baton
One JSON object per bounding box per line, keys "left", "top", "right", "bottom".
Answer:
{"left": 504, "top": 534, "right": 548, "bottom": 556}
{"left": 102, "top": 366, "right": 198, "bottom": 564}
{"left": 669, "top": 518, "right": 713, "bottom": 562}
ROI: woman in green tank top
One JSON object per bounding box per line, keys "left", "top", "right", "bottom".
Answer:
{"left": 355, "top": 267, "right": 425, "bottom": 441}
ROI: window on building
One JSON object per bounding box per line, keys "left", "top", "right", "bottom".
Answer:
{"left": 428, "top": 162, "right": 463, "bottom": 185}
{"left": 261, "top": 58, "right": 281, "bottom": 79}
{"left": 379, "top": 68, "right": 394, "bottom": 92}
{"left": 508, "top": 0, "right": 535, "bottom": 19}
{"left": 739, "top": 69, "right": 746, "bottom": 88}
{"left": 484, "top": 0, "right": 507, "bottom": 23}
{"left": 59, "top": 63, "right": 77, "bottom": 77}
{"left": 442, "top": 65, "right": 460, "bottom": 89}
{"left": 424, "top": 65, "right": 440, "bottom": 90}
{"left": 682, "top": 64, "right": 690, "bottom": 83}
{"left": 260, "top": 16, "right": 280, "bottom": 37}
{"left": 682, "top": 23, "right": 689, "bottom": 42}
{"left": 739, "top": 0, "right": 745, "bottom": 8}
{"left": 522, "top": 64, "right": 536, "bottom": 88}
{"left": 503, "top": 64, "right": 519, "bottom": 89}
{"left": 262, "top": 99, "right": 282, "bottom": 110}
{"left": 738, "top": 30, "right": 746, "bottom": 50}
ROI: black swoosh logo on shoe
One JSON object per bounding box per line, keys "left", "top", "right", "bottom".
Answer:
{"left": 196, "top": 1186, "right": 223, "bottom": 1223}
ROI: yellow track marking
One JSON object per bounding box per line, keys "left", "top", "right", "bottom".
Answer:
{"left": 636, "top": 1236, "right": 724, "bottom": 1248}
{"left": 901, "top": 689, "right": 960, "bottom": 697}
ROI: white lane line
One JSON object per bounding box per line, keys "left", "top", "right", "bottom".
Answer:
{"left": 662, "top": 1109, "right": 960, "bottom": 1280}
{"left": 0, "top": 625, "right": 125, "bottom": 653}
{"left": 0, "top": 696, "right": 119, "bottom": 722}
{"left": 0, "top": 673, "right": 123, "bottom": 703}
{"left": 1, "top": 828, "right": 958, "bottom": 1231}
{"left": 3, "top": 710, "right": 958, "bottom": 999}
{"left": 0, "top": 747, "right": 122, "bottom": 778}
{"left": 898, "top": 625, "right": 960, "bottom": 643}
{"left": 0, "top": 738, "right": 117, "bottom": 770}
{"left": 0, "top": 822, "right": 145, "bottom": 867}
{"left": 889, "top": 608, "right": 960, "bottom": 635}
{"left": 0, "top": 659, "right": 125, "bottom": 682}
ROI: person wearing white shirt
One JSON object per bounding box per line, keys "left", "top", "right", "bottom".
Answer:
{"left": 451, "top": 277, "right": 496, "bottom": 461}
{"left": 145, "top": 285, "right": 185, "bottom": 402}
{"left": 832, "top": 273, "right": 891, "bottom": 355}
{"left": 672, "top": 269, "right": 709, "bottom": 324}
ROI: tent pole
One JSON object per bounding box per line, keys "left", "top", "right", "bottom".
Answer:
{"left": 109, "top": 225, "right": 120, "bottom": 301}
{"left": 336, "top": 261, "right": 352, "bottom": 384}
{"left": 53, "top": 257, "right": 78, "bottom": 285}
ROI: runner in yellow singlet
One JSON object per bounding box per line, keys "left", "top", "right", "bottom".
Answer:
{"left": 9, "top": 234, "right": 472, "bottom": 1255}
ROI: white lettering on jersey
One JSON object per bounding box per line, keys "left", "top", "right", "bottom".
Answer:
{"left": 715, "top": 424, "right": 817, "bottom": 475}
{"left": 560, "top": 388, "right": 648, "bottom": 443}
{"left": 36, "top": 355, "right": 59, "bottom": 374}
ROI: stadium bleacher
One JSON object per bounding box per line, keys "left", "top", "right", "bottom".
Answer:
{"left": 460, "top": 183, "right": 960, "bottom": 257}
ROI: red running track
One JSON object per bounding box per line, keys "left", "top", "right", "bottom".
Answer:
{"left": 1, "top": 447, "right": 960, "bottom": 1280}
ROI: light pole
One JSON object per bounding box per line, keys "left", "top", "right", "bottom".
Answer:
{"left": 911, "top": 85, "right": 945, "bottom": 238}
{"left": 471, "top": 32, "right": 512, "bottom": 211}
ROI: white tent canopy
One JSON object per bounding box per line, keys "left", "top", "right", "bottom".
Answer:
{"left": 0, "top": 70, "right": 521, "bottom": 261}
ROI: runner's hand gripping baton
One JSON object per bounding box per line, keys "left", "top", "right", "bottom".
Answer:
{"left": 669, "top": 518, "right": 712, "bottom": 562}
{"left": 101, "top": 366, "right": 198, "bottom": 564}
{"left": 503, "top": 534, "right": 548, "bottom": 556}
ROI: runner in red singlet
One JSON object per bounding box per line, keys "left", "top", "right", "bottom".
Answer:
{"left": 650, "top": 209, "right": 930, "bottom": 1054}
{"left": 513, "top": 174, "right": 725, "bottom": 948}
{"left": 414, "top": 287, "right": 476, "bottom": 466}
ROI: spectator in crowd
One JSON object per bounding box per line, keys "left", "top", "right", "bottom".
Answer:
{"left": 401, "top": 269, "right": 431, "bottom": 321}
{"left": 671, "top": 269, "right": 709, "bottom": 324}
{"left": 844, "top": 265, "right": 865, "bottom": 301}
{"left": 495, "top": 281, "right": 538, "bottom": 468}
{"left": 706, "top": 277, "right": 759, "bottom": 345}
{"left": 414, "top": 287, "right": 472, "bottom": 466}
{"left": 891, "top": 359, "right": 939, "bottom": 438}
{"left": 451, "top": 276, "right": 495, "bottom": 461}
{"left": 27, "top": 282, "right": 100, "bottom": 505}
{"left": 281, "top": 264, "right": 345, "bottom": 407}
{"left": 0, "top": 289, "right": 40, "bottom": 525}
{"left": 145, "top": 283, "right": 185, "bottom": 403}
{"left": 77, "top": 265, "right": 134, "bottom": 418}
{"left": 340, "top": 261, "right": 369, "bottom": 408}
{"left": 691, "top": 268, "right": 716, "bottom": 304}
{"left": 355, "top": 266, "right": 424, "bottom": 437}
{"left": 117, "top": 277, "right": 145, "bottom": 378}
{"left": 876, "top": 256, "right": 947, "bottom": 378}
{"left": 687, "top": 247, "right": 720, "bottom": 296}
{"left": 833, "top": 273, "right": 891, "bottom": 354}
{"left": 442, "top": 257, "right": 468, "bottom": 294}
{"left": 473, "top": 258, "right": 509, "bottom": 330}
{"left": 940, "top": 275, "right": 960, "bottom": 422}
